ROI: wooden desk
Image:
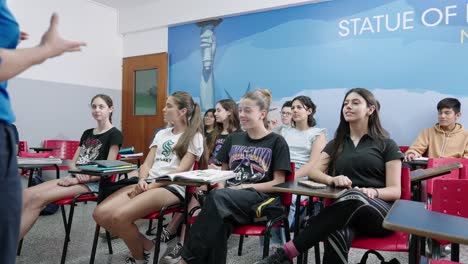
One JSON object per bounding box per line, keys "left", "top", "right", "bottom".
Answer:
{"left": 272, "top": 179, "right": 346, "bottom": 264}
{"left": 383, "top": 200, "right": 468, "bottom": 264}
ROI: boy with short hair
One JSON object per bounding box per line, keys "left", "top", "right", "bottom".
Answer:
{"left": 404, "top": 98, "right": 468, "bottom": 161}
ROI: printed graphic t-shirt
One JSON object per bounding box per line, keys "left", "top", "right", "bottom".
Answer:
{"left": 148, "top": 127, "right": 204, "bottom": 180}
{"left": 217, "top": 131, "right": 291, "bottom": 187}
{"left": 76, "top": 127, "right": 123, "bottom": 165}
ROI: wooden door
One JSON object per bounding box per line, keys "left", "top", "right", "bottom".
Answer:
{"left": 122, "top": 53, "right": 168, "bottom": 161}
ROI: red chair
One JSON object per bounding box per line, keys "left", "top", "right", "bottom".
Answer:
{"left": 399, "top": 146, "right": 409, "bottom": 154}
{"left": 425, "top": 158, "right": 468, "bottom": 198}
{"left": 429, "top": 179, "right": 468, "bottom": 262}
{"left": 42, "top": 139, "right": 80, "bottom": 171}
{"left": 19, "top": 140, "right": 28, "bottom": 153}
{"left": 350, "top": 167, "right": 412, "bottom": 259}
{"left": 233, "top": 162, "right": 296, "bottom": 259}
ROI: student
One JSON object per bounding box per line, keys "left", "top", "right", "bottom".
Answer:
{"left": 404, "top": 98, "right": 468, "bottom": 161}
{"left": 273, "top": 100, "right": 293, "bottom": 134}
{"left": 179, "top": 89, "right": 292, "bottom": 264}
{"left": 160, "top": 99, "right": 241, "bottom": 264}
{"left": 268, "top": 95, "right": 326, "bottom": 247}
{"left": 0, "top": 2, "right": 85, "bottom": 260}
{"left": 203, "top": 108, "right": 216, "bottom": 139}
{"left": 208, "top": 99, "right": 241, "bottom": 167}
{"left": 20, "top": 94, "right": 122, "bottom": 239}
{"left": 257, "top": 88, "right": 402, "bottom": 264}
{"left": 93, "top": 91, "right": 204, "bottom": 264}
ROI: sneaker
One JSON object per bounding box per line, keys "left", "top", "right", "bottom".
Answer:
{"left": 162, "top": 242, "right": 183, "bottom": 264}
{"left": 160, "top": 227, "right": 177, "bottom": 243}
{"left": 125, "top": 256, "right": 146, "bottom": 264}
{"left": 146, "top": 240, "right": 168, "bottom": 263}
{"left": 254, "top": 248, "right": 292, "bottom": 264}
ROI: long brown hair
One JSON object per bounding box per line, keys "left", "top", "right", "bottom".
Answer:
{"left": 170, "top": 91, "right": 208, "bottom": 168}
{"left": 209, "top": 99, "right": 240, "bottom": 153}
{"left": 328, "top": 88, "right": 388, "bottom": 174}
{"left": 242, "top": 89, "right": 272, "bottom": 129}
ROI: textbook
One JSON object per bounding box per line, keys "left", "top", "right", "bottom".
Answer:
{"left": 155, "top": 169, "right": 236, "bottom": 183}
{"left": 78, "top": 160, "right": 137, "bottom": 172}
{"left": 298, "top": 180, "right": 327, "bottom": 189}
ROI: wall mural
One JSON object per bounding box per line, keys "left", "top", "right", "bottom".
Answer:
{"left": 169, "top": 0, "right": 468, "bottom": 144}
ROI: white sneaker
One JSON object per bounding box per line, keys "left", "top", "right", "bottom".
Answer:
{"left": 146, "top": 241, "right": 168, "bottom": 264}
{"left": 162, "top": 243, "right": 183, "bottom": 264}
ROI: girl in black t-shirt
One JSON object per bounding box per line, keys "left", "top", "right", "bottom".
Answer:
{"left": 19, "top": 94, "right": 122, "bottom": 240}
{"left": 179, "top": 89, "right": 292, "bottom": 264}
{"left": 208, "top": 99, "right": 241, "bottom": 168}
{"left": 258, "top": 88, "right": 403, "bottom": 264}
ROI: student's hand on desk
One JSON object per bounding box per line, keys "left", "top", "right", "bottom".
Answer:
{"left": 355, "top": 187, "right": 378, "bottom": 199}
{"left": 331, "top": 175, "right": 352, "bottom": 189}
{"left": 75, "top": 174, "right": 90, "bottom": 183}
{"left": 403, "top": 152, "right": 418, "bottom": 162}
{"left": 57, "top": 177, "right": 79, "bottom": 187}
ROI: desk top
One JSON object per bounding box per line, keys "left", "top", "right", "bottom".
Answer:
{"left": 272, "top": 180, "right": 346, "bottom": 198}
{"left": 17, "top": 157, "right": 62, "bottom": 166}
{"left": 410, "top": 162, "right": 462, "bottom": 182}
{"left": 383, "top": 200, "right": 468, "bottom": 245}
{"left": 69, "top": 167, "right": 135, "bottom": 176}
{"left": 30, "top": 147, "right": 59, "bottom": 152}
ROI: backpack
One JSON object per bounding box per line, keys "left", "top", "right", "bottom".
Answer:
{"left": 30, "top": 174, "right": 60, "bottom": 215}
{"left": 357, "top": 250, "right": 400, "bottom": 264}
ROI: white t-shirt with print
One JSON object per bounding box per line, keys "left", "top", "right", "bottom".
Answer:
{"left": 147, "top": 127, "right": 203, "bottom": 180}
{"left": 281, "top": 126, "right": 326, "bottom": 170}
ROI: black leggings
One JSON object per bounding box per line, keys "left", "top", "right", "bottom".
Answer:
{"left": 293, "top": 189, "right": 393, "bottom": 264}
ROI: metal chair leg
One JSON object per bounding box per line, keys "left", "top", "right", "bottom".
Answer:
{"left": 60, "top": 203, "right": 76, "bottom": 264}
{"left": 89, "top": 224, "right": 100, "bottom": 264}
{"left": 17, "top": 239, "right": 23, "bottom": 256}
{"left": 238, "top": 235, "right": 244, "bottom": 256}
{"left": 105, "top": 230, "right": 113, "bottom": 254}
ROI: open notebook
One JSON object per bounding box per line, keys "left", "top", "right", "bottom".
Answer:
{"left": 298, "top": 180, "right": 327, "bottom": 189}
{"left": 155, "top": 169, "right": 236, "bottom": 183}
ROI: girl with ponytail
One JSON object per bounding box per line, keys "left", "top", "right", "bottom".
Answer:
{"left": 179, "top": 89, "right": 292, "bottom": 264}
{"left": 93, "top": 91, "right": 206, "bottom": 264}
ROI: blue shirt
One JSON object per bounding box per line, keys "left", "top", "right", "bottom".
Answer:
{"left": 0, "top": 0, "right": 19, "bottom": 124}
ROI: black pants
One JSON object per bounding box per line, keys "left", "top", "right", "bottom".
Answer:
{"left": 181, "top": 187, "right": 270, "bottom": 264}
{"left": 0, "top": 123, "right": 21, "bottom": 264}
{"left": 293, "top": 189, "right": 393, "bottom": 264}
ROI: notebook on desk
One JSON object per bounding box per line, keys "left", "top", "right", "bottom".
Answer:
{"left": 78, "top": 160, "right": 137, "bottom": 172}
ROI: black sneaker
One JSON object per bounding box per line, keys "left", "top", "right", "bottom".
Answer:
{"left": 254, "top": 248, "right": 292, "bottom": 264}
{"left": 162, "top": 242, "right": 183, "bottom": 264}
{"left": 160, "top": 227, "right": 176, "bottom": 243}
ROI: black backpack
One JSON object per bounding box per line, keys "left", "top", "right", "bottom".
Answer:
{"left": 358, "top": 250, "right": 400, "bottom": 264}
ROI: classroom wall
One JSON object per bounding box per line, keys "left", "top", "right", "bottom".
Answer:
{"left": 7, "top": 0, "right": 123, "bottom": 147}
{"left": 166, "top": 0, "right": 468, "bottom": 145}
{"left": 121, "top": 0, "right": 322, "bottom": 57}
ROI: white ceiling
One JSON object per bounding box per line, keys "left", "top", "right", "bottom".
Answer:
{"left": 91, "top": 0, "right": 160, "bottom": 10}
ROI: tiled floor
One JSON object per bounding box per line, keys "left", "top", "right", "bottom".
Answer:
{"left": 15, "top": 176, "right": 468, "bottom": 264}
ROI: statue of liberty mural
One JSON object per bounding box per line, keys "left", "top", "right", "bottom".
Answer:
{"left": 197, "top": 19, "right": 222, "bottom": 110}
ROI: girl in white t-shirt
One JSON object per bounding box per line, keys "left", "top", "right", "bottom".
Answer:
{"left": 93, "top": 91, "right": 205, "bottom": 264}
{"left": 269, "top": 95, "right": 326, "bottom": 247}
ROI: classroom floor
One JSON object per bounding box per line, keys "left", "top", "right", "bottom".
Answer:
{"left": 16, "top": 176, "right": 468, "bottom": 264}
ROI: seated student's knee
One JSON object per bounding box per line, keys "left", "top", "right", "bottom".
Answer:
{"left": 23, "top": 188, "right": 45, "bottom": 209}
{"left": 93, "top": 205, "right": 113, "bottom": 225}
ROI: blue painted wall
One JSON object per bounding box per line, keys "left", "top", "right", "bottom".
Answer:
{"left": 169, "top": 0, "right": 468, "bottom": 145}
